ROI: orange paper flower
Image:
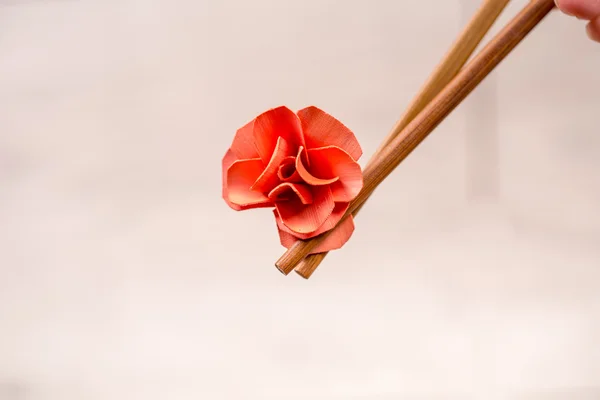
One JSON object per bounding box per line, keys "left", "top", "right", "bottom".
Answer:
{"left": 222, "top": 106, "right": 363, "bottom": 254}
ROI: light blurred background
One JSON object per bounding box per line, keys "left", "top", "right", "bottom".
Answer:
{"left": 1, "top": 0, "right": 599, "bottom": 399}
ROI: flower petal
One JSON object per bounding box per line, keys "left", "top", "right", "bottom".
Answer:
{"left": 313, "top": 214, "right": 355, "bottom": 253}
{"left": 250, "top": 136, "right": 294, "bottom": 193}
{"left": 230, "top": 119, "right": 260, "bottom": 159}
{"left": 253, "top": 106, "right": 304, "bottom": 164}
{"left": 277, "top": 156, "right": 302, "bottom": 183}
{"left": 222, "top": 150, "right": 242, "bottom": 210}
{"left": 296, "top": 147, "right": 339, "bottom": 186}
{"left": 275, "top": 213, "right": 355, "bottom": 254}
{"left": 275, "top": 185, "right": 334, "bottom": 234}
{"left": 307, "top": 146, "right": 363, "bottom": 202}
{"left": 276, "top": 202, "right": 349, "bottom": 239}
{"left": 297, "top": 106, "right": 362, "bottom": 160}
{"left": 328, "top": 181, "right": 355, "bottom": 203}
{"left": 268, "top": 183, "right": 313, "bottom": 205}
{"left": 226, "top": 158, "right": 273, "bottom": 209}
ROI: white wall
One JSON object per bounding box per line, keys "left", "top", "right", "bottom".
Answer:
{"left": 1, "top": 1, "right": 599, "bottom": 399}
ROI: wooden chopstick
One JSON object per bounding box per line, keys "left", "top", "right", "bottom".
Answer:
{"left": 295, "top": 0, "right": 512, "bottom": 279}
{"left": 276, "top": 0, "right": 556, "bottom": 275}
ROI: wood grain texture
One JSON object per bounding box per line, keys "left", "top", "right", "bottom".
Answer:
{"left": 277, "top": 0, "right": 556, "bottom": 276}
{"left": 295, "top": 0, "right": 511, "bottom": 279}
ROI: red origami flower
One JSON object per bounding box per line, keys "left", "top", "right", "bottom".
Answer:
{"left": 222, "top": 106, "right": 363, "bottom": 254}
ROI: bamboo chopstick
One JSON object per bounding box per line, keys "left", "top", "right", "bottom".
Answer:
{"left": 295, "top": 0, "right": 511, "bottom": 279}
{"left": 276, "top": 0, "right": 556, "bottom": 275}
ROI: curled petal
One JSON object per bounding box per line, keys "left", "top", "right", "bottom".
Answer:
{"left": 253, "top": 106, "right": 305, "bottom": 164}
{"left": 307, "top": 146, "right": 363, "bottom": 202}
{"left": 275, "top": 202, "right": 348, "bottom": 240}
{"left": 230, "top": 120, "right": 260, "bottom": 159}
{"left": 276, "top": 214, "right": 355, "bottom": 255}
{"left": 297, "top": 106, "right": 362, "bottom": 160}
{"left": 296, "top": 147, "right": 339, "bottom": 186}
{"left": 277, "top": 156, "right": 302, "bottom": 183}
{"left": 226, "top": 158, "right": 272, "bottom": 209}
{"left": 329, "top": 181, "right": 355, "bottom": 203}
{"left": 251, "top": 136, "right": 293, "bottom": 193}
{"left": 275, "top": 186, "right": 334, "bottom": 234}
{"left": 222, "top": 150, "right": 242, "bottom": 210}
{"left": 268, "top": 183, "right": 313, "bottom": 205}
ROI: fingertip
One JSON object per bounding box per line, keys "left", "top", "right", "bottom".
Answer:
{"left": 586, "top": 17, "right": 600, "bottom": 42}
{"left": 555, "top": 0, "right": 573, "bottom": 17}
{"left": 557, "top": 0, "right": 600, "bottom": 20}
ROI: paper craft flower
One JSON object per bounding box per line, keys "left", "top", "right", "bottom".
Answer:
{"left": 222, "top": 106, "right": 363, "bottom": 254}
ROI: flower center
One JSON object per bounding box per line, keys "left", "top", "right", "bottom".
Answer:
{"left": 279, "top": 163, "right": 296, "bottom": 180}
{"left": 277, "top": 156, "right": 301, "bottom": 183}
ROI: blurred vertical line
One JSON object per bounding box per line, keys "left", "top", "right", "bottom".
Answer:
{"left": 460, "top": 4, "right": 501, "bottom": 399}
{"left": 461, "top": 0, "right": 500, "bottom": 204}
{"left": 465, "top": 75, "right": 499, "bottom": 203}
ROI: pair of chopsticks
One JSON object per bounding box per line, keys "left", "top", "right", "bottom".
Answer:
{"left": 276, "top": 0, "right": 556, "bottom": 278}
